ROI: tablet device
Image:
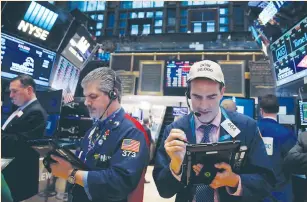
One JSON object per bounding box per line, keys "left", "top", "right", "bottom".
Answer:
{"left": 185, "top": 140, "right": 241, "bottom": 185}
{"left": 49, "top": 141, "right": 90, "bottom": 170}
{"left": 39, "top": 141, "right": 90, "bottom": 172}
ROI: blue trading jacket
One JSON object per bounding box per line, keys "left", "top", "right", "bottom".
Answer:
{"left": 73, "top": 108, "right": 149, "bottom": 202}
{"left": 153, "top": 110, "right": 276, "bottom": 202}
{"left": 258, "top": 118, "right": 297, "bottom": 202}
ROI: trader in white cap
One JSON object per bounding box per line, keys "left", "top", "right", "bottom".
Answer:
{"left": 153, "top": 60, "right": 275, "bottom": 202}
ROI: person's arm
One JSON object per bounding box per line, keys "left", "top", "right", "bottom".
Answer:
{"left": 152, "top": 126, "right": 186, "bottom": 198}
{"left": 284, "top": 133, "right": 307, "bottom": 174}
{"left": 239, "top": 122, "right": 276, "bottom": 201}
{"left": 2, "top": 110, "right": 46, "bottom": 140}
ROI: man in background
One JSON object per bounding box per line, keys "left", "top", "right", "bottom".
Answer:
{"left": 285, "top": 132, "right": 307, "bottom": 202}
{"left": 258, "top": 94, "right": 297, "bottom": 202}
{"left": 2, "top": 74, "right": 47, "bottom": 201}
{"left": 220, "top": 99, "right": 237, "bottom": 112}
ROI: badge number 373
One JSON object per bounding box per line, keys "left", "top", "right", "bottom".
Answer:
{"left": 122, "top": 150, "right": 136, "bottom": 157}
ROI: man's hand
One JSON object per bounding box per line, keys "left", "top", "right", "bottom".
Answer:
{"left": 50, "top": 155, "right": 73, "bottom": 180}
{"left": 165, "top": 129, "right": 187, "bottom": 175}
{"left": 210, "top": 162, "right": 240, "bottom": 189}
{"left": 193, "top": 162, "right": 240, "bottom": 189}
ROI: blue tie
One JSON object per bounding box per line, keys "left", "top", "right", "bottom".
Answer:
{"left": 195, "top": 124, "right": 215, "bottom": 202}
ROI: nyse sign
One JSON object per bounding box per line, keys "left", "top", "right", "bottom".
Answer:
{"left": 18, "top": 20, "right": 49, "bottom": 40}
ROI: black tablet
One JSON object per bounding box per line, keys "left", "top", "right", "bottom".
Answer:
{"left": 49, "top": 141, "right": 90, "bottom": 171}
{"left": 185, "top": 140, "right": 241, "bottom": 185}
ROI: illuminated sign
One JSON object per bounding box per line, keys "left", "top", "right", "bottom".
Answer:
{"left": 17, "top": 1, "right": 58, "bottom": 40}
{"left": 259, "top": 1, "right": 285, "bottom": 25}
{"left": 68, "top": 37, "right": 91, "bottom": 62}
{"left": 276, "top": 45, "right": 287, "bottom": 60}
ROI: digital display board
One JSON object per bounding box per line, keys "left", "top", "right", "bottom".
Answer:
{"left": 61, "top": 26, "right": 96, "bottom": 69}
{"left": 49, "top": 56, "right": 80, "bottom": 101}
{"left": 299, "top": 100, "right": 307, "bottom": 126}
{"left": 164, "top": 60, "right": 196, "bottom": 96}
{"left": 270, "top": 17, "right": 307, "bottom": 86}
{"left": 1, "top": 33, "right": 56, "bottom": 86}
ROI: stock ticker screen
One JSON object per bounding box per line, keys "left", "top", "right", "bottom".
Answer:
{"left": 270, "top": 17, "right": 307, "bottom": 86}
{"left": 1, "top": 33, "right": 56, "bottom": 86}
{"left": 49, "top": 56, "right": 80, "bottom": 100}
{"left": 299, "top": 100, "right": 307, "bottom": 126}
{"left": 164, "top": 61, "right": 196, "bottom": 96}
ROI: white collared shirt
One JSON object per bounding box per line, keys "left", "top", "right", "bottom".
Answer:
{"left": 262, "top": 116, "right": 277, "bottom": 122}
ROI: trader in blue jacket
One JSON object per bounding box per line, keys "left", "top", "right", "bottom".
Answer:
{"left": 258, "top": 94, "right": 297, "bottom": 202}
{"left": 50, "top": 67, "right": 149, "bottom": 202}
{"left": 153, "top": 60, "right": 275, "bottom": 202}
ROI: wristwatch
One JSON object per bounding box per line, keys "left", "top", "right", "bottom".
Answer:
{"left": 67, "top": 169, "right": 78, "bottom": 184}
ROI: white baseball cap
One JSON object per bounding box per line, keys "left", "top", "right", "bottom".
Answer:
{"left": 187, "top": 60, "right": 225, "bottom": 85}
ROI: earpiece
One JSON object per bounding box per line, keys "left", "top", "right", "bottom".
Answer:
{"left": 108, "top": 73, "right": 118, "bottom": 100}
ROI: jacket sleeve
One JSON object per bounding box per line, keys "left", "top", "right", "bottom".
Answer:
{"left": 284, "top": 133, "right": 307, "bottom": 174}
{"left": 280, "top": 130, "right": 297, "bottom": 158}
{"left": 239, "top": 121, "right": 276, "bottom": 201}
{"left": 2, "top": 111, "right": 46, "bottom": 157}
{"left": 153, "top": 125, "right": 185, "bottom": 198}
{"left": 85, "top": 128, "right": 149, "bottom": 201}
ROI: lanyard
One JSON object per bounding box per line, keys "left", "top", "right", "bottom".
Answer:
{"left": 189, "top": 107, "right": 230, "bottom": 139}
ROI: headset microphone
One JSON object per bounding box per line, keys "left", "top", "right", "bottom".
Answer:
{"left": 185, "top": 91, "right": 201, "bottom": 117}
{"left": 194, "top": 112, "right": 201, "bottom": 117}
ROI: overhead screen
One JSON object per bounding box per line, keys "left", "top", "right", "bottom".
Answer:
{"left": 49, "top": 56, "right": 80, "bottom": 100}
{"left": 61, "top": 26, "right": 96, "bottom": 69}
{"left": 270, "top": 17, "right": 307, "bottom": 86}
{"left": 1, "top": 1, "right": 72, "bottom": 51}
{"left": 298, "top": 100, "right": 307, "bottom": 126}
{"left": 221, "top": 96, "right": 255, "bottom": 118}
{"left": 1, "top": 33, "right": 56, "bottom": 86}
{"left": 164, "top": 60, "right": 196, "bottom": 96}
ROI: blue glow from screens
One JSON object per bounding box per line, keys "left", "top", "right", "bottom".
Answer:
{"left": 45, "top": 114, "right": 60, "bottom": 136}
{"left": 221, "top": 96, "right": 255, "bottom": 118}
{"left": 24, "top": 1, "right": 58, "bottom": 31}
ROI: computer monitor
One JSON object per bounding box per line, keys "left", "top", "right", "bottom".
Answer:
{"left": 173, "top": 107, "right": 189, "bottom": 116}
{"left": 221, "top": 96, "right": 255, "bottom": 118}
{"left": 164, "top": 60, "right": 197, "bottom": 96}
{"left": 49, "top": 56, "right": 80, "bottom": 102}
{"left": 1, "top": 33, "right": 56, "bottom": 86}
{"left": 298, "top": 100, "right": 307, "bottom": 126}
{"left": 36, "top": 90, "right": 63, "bottom": 114}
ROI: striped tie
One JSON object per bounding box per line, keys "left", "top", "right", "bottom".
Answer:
{"left": 195, "top": 124, "right": 215, "bottom": 202}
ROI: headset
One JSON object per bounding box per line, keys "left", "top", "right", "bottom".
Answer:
{"left": 185, "top": 83, "right": 201, "bottom": 117}
{"left": 98, "top": 72, "right": 119, "bottom": 121}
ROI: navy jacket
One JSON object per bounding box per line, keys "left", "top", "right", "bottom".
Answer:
{"left": 258, "top": 118, "right": 297, "bottom": 202}
{"left": 72, "top": 108, "right": 149, "bottom": 202}
{"left": 153, "top": 110, "right": 276, "bottom": 202}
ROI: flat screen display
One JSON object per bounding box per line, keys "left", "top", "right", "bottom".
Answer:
{"left": 298, "top": 100, "right": 307, "bottom": 126}
{"left": 164, "top": 60, "right": 196, "bottom": 96}
{"left": 61, "top": 26, "right": 96, "bottom": 69}
{"left": 49, "top": 56, "right": 80, "bottom": 102}
{"left": 270, "top": 17, "right": 307, "bottom": 86}
{"left": 1, "top": 33, "right": 56, "bottom": 86}
{"left": 1, "top": 1, "right": 72, "bottom": 51}
{"left": 173, "top": 107, "right": 189, "bottom": 116}
{"left": 221, "top": 96, "right": 255, "bottom": 118}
